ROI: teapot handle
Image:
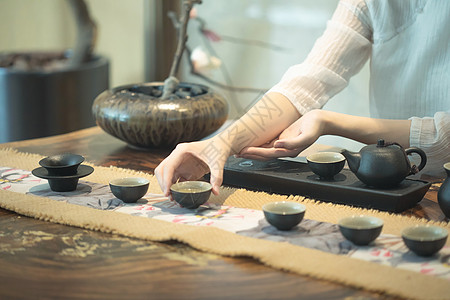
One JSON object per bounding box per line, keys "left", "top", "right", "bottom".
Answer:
{"left": 405, "top": 147, "right": 427, "bottom": 174}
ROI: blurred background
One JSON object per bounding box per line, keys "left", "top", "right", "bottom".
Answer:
{"left": 0, "top": 0, "right": 368, "bottom": 150}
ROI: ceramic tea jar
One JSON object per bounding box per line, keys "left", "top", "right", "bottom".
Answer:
{"left": 437, "top": 162, "right": 450, "bottom": 219}
{"left": 92, "top": 82, "right": 228, "bottom": 149}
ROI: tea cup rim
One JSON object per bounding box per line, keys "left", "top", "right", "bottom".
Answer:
{"left": 170, "top": 180, "right": 212, "bottom": 194}
{"left": 109, "top": 177, "right": 149, "bottom": 187}
{"left": 262, "top": 201, "right": 306, "bottom": 215}
{"left": 401, "top": 225, "right": 448, "bottom": 242}
{"left": 338, "top": 215, "right": 384, "bottom": 230}
{"left": 306, "top": 152, "right": 345, "bottom": 164}
{"left": 444, "top": 162, "right": 450, "bottom": 171}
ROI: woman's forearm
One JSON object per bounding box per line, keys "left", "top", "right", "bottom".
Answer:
{"left": 211, "top": 92, "right": 301, "bottom": 155}
{"left": 322, "top": 110, "right": 412, "bottom": 147}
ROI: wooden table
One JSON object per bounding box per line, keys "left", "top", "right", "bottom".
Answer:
{"left": 0, "top": 127, "right": 447, "bottom": 300}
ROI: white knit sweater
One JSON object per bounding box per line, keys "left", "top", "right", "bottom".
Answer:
{"left": 269, "top": 0, "right": 450, "bottom": 175}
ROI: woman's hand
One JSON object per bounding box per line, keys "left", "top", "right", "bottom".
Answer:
{"left": 238, "top": 109, "right": 413, "bottom": 161}
{"left": 154, "top": 139, "right": 231, "bottom": 197}
{"left": 237, "top": 109, "right": 327, "bottom": 160}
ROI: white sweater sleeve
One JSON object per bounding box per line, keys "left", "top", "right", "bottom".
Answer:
{"left": 410, "top": 112, "right": 450, "bottom": 175}
{"left": 267, "top": 0, "right": 372, "bottom": 115}
{"left": 268, "top": 0, "right": 450, "bottom": 174}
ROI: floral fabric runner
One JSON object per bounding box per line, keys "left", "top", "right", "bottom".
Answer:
{"left": 1, "top": 166, "right": 449, "bottom": 280}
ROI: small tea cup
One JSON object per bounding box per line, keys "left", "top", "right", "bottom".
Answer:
{"left": 109, "top": 177, "right": 149, "bottom": 203}
{"left": 170, "top": 181, "right": 212, "bottom": 209}
{"left": 402, "top": 225, "right": 448, "bottom": 256}
{"left": 262, "top": 201, "right": 306, "bottom": 231}
{"left": 39, "top": 153, "right": 85, "bottom": 176}
{"left": 338, "top": 215, "right": 383, "bottom": 245}
{"left": 306, "top": 152, "right": 345, "bottom": 179}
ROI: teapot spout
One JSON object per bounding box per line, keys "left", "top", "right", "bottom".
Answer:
{"left": 340, "top": 149, "right": 361, "bottom": 174}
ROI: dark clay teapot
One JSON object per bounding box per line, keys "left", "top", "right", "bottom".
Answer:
{"left": 341, "top": 139, "right": 427, "bottom": 188}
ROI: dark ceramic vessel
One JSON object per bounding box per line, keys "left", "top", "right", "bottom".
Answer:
{"left": 262, "top": 201, "right": 306, "bottom": 231}
{"left": 402, "top": 225, "right": 448, "bottom": 257}
{"left": 92, "top": 82, "right": 228, "bottom": 149}
{"left": 306, "top": 152, "right": 345, "bottom": 179}
{"left": 0, "top": 52, "right": 109, "bottom": 143}
{"left": 39, "top": 153, "right": 85, "bottom": 176}
{"left": 437, "top": 162, "right": 450, "bottom": 219}
{"left": 32, "top": 165, "right": 94, "bottom": 192}
{"left": 170, "top": 181, "right": 212, "bottom": 209}
{"left": 341, "top": 139, "right": 427, "bottom": 188}
{"left": 338, "top": 215, "right": 383, "bottom": 245}
{"left": 109, "top": 177, "right": 149, "bottom": 203}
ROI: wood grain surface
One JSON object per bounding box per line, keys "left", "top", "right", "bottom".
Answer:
{"left": 0, "top": 126, "right": 446, "bottom": 300}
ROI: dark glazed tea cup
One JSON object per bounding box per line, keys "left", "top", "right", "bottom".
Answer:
{"left": 338, "top": 215, "right": 383, "bottom": 245}
{"left": 170, "top": 181, "right": 212, "bottom": 209}
{"left": 307, "top": 152, "right": 345, "bottom": 179}
{"left": 39, "top": 153, "right": 85, "bottom": 176}
{"left": 109, "top": 177, "right": 150, "bottom": 203}
{"left": 402, "top": 225, "right": 448, "bottom": 256}
{"left": 262, "top": 201, "right": 306, "bottom": 231}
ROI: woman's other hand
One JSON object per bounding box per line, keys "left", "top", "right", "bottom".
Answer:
{"left": 237, "top": 109, "right": 326, "bottom": 160}
{"left": 238, "top": 109, "right": 412, "bottom": 161}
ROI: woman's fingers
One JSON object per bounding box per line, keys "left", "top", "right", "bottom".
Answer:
{"left": 155, "top": 145, "right": 198, "bottom": 196}
{"left": 275, "top": 130, "right": 317, "bottom": 150}
{"left": 238, "top": 145, "right": 301, "bottom": 159}
{"left": 235, "top": 153, "right": 271, "bottom": 161}
{"left": 209, "top": 167, "right": 224, "bottom": 195}
{"left": 155, "top": 141, "right": 224, "bottom": 197}
{"left": 154, "top": 160, "right": 165, "bottom": 194}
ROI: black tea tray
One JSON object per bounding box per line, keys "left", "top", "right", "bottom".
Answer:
{"left": 221, "top": 157, "right": 431, "bottom": 213}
